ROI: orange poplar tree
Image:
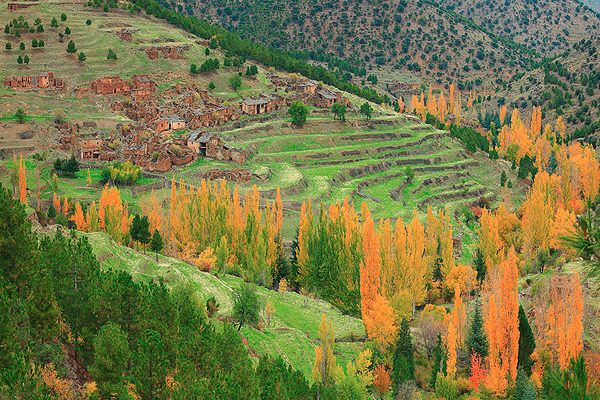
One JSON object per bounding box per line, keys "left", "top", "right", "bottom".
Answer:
{"left": 484, "top": 247, "right": 519, "bottom": 395}
{"left": 360, "top": 205, "right": 396, "bottom": 351}
{"left": 18, "top": 155, "right": 26, "bottom": 204}
{"left": 373, "top": 364, "right": 391, "bottom": 397}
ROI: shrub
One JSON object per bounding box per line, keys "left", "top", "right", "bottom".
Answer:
{"left": 101, "top": 161, "right": 141, "bottom": 185}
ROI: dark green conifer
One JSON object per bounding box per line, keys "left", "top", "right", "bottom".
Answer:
{"left": 466, "top": 298, "right": 488, "bottom": 362}
{"left": 518, "top": 304, "right": 536, "bottom": 375}
{"left": 393, "top": 319, "right": 414, "bottom": 387}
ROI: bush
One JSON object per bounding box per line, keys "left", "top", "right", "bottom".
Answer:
{"left": 101, "top": 161, "right": 141, "bottom": 185}
{"left": 5, "top": 43, "right": 11, "bottom": 50}
{"left": 60, "top": 13, "right": 67, "bottom": 21}
{"left": 435, "top": 373, "right": 456, "bottom": 400}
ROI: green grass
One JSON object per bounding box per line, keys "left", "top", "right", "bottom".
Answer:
{"left": 82, "top": 230, "right": 366, "bottom": 380}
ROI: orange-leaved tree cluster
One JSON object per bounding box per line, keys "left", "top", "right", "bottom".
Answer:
{"left": 483, "top": 247, "right": 520, "bottom": 396}
{"left": 360, "top": 204, "right": 396, "bottom": 352}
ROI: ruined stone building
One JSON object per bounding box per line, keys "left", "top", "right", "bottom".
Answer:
{"left": 315, "top": 89, "right": 350, "bottom": 108}
{"left": 80, "top": 138, "right": 103, "bottom": 160}
{"left": 8, "top": 2, "right": 37, "bottom": 11}
{"left": 91, "top": 77, "right": 130, "bottom": 95}
{"left": 3, "top": 71, "right": 65, "bottom": 91}
{"left": 295, "top": 80, "right": 318, "bottom": 95}
{"left": 241, "top": 94, "right": 286, "bottom": 115}
{"left": 187, "top": 131, "right": 245, "bottom": 165}
{"left": 142, "top": 45, "right": 190, "bottom": 60}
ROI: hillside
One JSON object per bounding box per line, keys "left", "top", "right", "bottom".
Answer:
{"left": 438, "top": 0, "right": 600, "bottom": 54}
{"left": 78, "top": 229, "right": 365, "bottom": 379}
{"left": 477, "top": 37, "right": 600, "bottom": 140}
{"left": 186, "top": 0, "right": 540, "bottom": 95}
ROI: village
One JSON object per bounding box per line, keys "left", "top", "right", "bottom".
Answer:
{"left": 4, "top": 68, "right": 353, "bottom": 174}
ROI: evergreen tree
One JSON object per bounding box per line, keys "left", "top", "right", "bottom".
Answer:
{"left": 232, "top": 283, "right": 260, "bottom": 331}
{"left": 150, "top": 229, "right": 163, "bottom": 262}
{"left": 106, "top": 48, "right": 117, "bottom": 60}
{"left": 466, "top": 298, "right": 488, "bottom": 361}
{"left": 518, "top": 304, "right": 536, "bottom": 375}
{"left": 473, "top": 247, "right": 486, "bottom": 283}
{"left": 133, "top": 329, "right": 170, "bottom": 399}
{"left": 27, "top": 272, "right": 61, "bottom": 344}
{"left": 501, "top": 170, "right": 507, "bottom": 187}
{"left": 47, "top": 203, "right": 56, "bottom": 220}
{"left": 515, "top": 366, "right": 537, "bottom": 400}
{"left": 62, "top": 154, "right": 79, "bottom": 176}
{"left": 50, "top": 17, "right": 58, "bottom": 28}
{"left": 430, "top": 334, "right": 447, "bottom": 390}
{"left": 229, "top": 73, "right": 242, "bottom": 91}
{"left": 90, "top": 322, "right": 130, "bottom": 398}
{"left": 66, "top": 40, "right": 76, "bottom": 54}
{"left": 77, "top": 52, "right": 86, "bottom": 62}
{"left": 393, "top": 319, "right": 414, "bottom": 387}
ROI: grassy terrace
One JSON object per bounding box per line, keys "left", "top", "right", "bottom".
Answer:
{"left": 83, "top": 230, "right": 365, "bottom": 380}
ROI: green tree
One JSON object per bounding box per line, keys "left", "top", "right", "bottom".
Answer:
{"left": 78, "top": 52, "right": 86, "bottom": 62}
{"left": 232, "top": 283, "right": 260, "bottom": 331}
{"left": 50, "top": 17, "right": 58, "bottom": 28}
{"left": 86, "top": 19, "right": 92, "bottom": 26}
{"left": 15, "top": 108, "right": 26, "bottom": 123}
{"left": 61, "top": 154, "right": 79, "bottom": 176}
{"left": 209, "top": 81, "right": 216, "bottom": 90}
{"left": 64, "top": 27, "right": 70, "bottom": 35}
{"left": 405, "top": 165, "right": 415, "bottom": 183}
{"left": 133, "top": 329, "right": 170, "bottom": 400}
{"left": 23, "top": 54, "right": 29, "bottom": 64}
{"left": 473, "top": 248, "right": 486, "bottom": 283}
{"left": 393, "top": 319, "right": 414, "bottom": 387}
{"left": 543, "top": 355, "right": 599, "bottom": 399}
{"left": 19, "top": 42, "right": 25, "bottom": 50}
{"left": 90, "top": 322, "right": 130, "bottom": 399}
{"left": 205, "top": 47, "right": 210, "bottom": 56}
{"left": 36, "top": 24, "right": 44, "bottom": 33}
{"left": 229, "top": 74, "right": 242, "bottom": 91}
{"left": 60, "top": 13, "right": 67, "bottom": 21}
{"left": 430, "top": 334, "right": 447, "bottom": 389}
{"left": 150, "top": 229, "right": 163, "bottom": 262}
{"left": 190, "top": 63, "right": 197, "bottom": 74}
{"left": 38, "top": 40, "right": 44, "bottom": 48}
{"left": 103, "top": 4, "right": 109, "bottom": 12}
{"left": 106, "top": 48, "right": 117, "bottom": 60}
{"left": 27, "top": 272, "right": 60, "bottom": 343}
{"left": 466, "top": 298, "right": 488, "bottom": 362}
{"left": 288, "top": 100, "right": 309, "bottom": 127}
{"left": 66, "top": 40, "right": 76, "bottom": 54}
{"left": 4, "top": 25, "right": 9, "bottom": 34}
{"left": 331, "top": 103, "right": 346, "bottom": 121}
{"left": 501, "top": 170, "right": 507, "bottom": 187}
{"left": 5, "top": 42, "right": 11, "bottom": 50}
{"left": 131, "top": 215, "right": 150, "bottom": 252}
{"left": 515, "top": 366, "right": 537, "bottom": 400}
{"left": 518, "top": 304, "right": 536, "bottom": 375}
{"left": 47, "top": 203, "right": 56, "bottom": 219}
{"left": 209, "top": 38, "right": 218, "bottom": 49}
{"left": 360, "top": 102, "right": 373, "bottom": 119}
{"left": 31, "top": 38, "right": 38, "bottom": 48}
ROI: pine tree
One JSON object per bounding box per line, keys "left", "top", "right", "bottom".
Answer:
{"left": 90, "top": 322, "right": 130, "bottom": 399}
{"left": 466, "top": 298, "right": 488, "bottom": 361}
{"left": 518, "top": 305, "right": 536, "bottom": 375}
{"left": 27, "top": 272, "right": 60, "bottom": 343}
{"left": 150, "top": 229, "right": 163, "bottom": 262}
{"left": 393, "top": 319, "right": 414, "bottom": 387}
{"left": 515, "top": 366, "right": 537, "bottom": 400}
{"left": 133, "top": 329, "right": 170, "bottom": 399}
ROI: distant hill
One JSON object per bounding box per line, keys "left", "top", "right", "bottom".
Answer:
{"left": 581, "top": 0, "right": 600, "bottom": 13}
{"left": 438, "top": 0, "right": 600, "bottom": 54}
{"left": 184, "top": 0, "right": 540, "bottom": 94}
{"left": 478, "top": 37, "right": 600, "bottom": 140}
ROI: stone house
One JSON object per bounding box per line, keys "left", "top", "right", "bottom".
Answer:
{"left": 187, "top": 131, "right": 245, "bottom": 165}
{"left": 131, "top": 74, "right": 156, "bottom": 92}
{"left": 80, "top": 138, "right": 103, "bottom": 160}
{"left": 150, "top": 116, "right": 169, "bottom": 134}
{"left": 91, "top": 77, "right": 130, "bottom": 95}
{"left": 295, "top": 80, "right": 318, "bottom": 95}
{"left": 165, "top": 114, "right": 185, "bottom": 131}
{"left": 3, "top": 72, "right": 64, "bottom": 91}
{"left": 241, "top": 94, "right": 285, "bottom": 115}
{"left": 315, "top": 89, "right": 350, "bottom": 108}
{"left": 8, "top": 2, "right": 36, "bottom": 11}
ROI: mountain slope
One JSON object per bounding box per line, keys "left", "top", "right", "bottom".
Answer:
{"left": 184, "top": 0, "right": 539, "bottom": 93}
{"left": 438, "top": 0, "right": 600, "bottom": 54}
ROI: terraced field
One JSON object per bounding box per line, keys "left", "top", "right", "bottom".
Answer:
{"left": 172, "top": 114, "right": 527, "bottom": 230}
